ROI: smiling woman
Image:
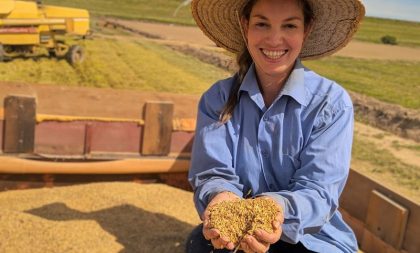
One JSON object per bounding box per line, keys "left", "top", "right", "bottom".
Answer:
{"left": 239, "top": 0, "right": 312, "bottom": 107}
{"left": 187, "top": 0, "right": 365, "bottom": 252}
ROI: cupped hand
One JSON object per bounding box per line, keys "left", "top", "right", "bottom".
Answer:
{"left": 201, "top": 191, "right": 240, "bottom": 250}
{"left": 240, "top": 197, "right": 284, "bottom": 253}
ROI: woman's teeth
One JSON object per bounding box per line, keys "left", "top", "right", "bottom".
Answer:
{"left": 262, "top": 49, "right": 286, "bottom": 59}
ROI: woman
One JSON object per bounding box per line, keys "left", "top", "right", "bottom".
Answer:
{"left": 187, "top": 0, "right": 365, "bottom": 252}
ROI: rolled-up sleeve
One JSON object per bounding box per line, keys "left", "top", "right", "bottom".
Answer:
{"left": 188, "top": 83, "right": 244, "bottom": 217}
{"left": 263, "top": 100, "right": 354, "bottom": 243}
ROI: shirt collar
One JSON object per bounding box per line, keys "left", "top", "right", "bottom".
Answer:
{"left": 238, "top": 60, "right": 308, "bottom": 107}
{"left": 238, "top": 63, "right": 266, "bottom": 110}
{"left": 281, "top": 60, "right": 308, "bottom": 106}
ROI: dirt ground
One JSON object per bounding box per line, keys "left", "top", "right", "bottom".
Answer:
{"left": 354, "top": 122, "right": 420, "bottom": 169}
{"left": 352, "top": 121, "right": 420, "bottom": 203}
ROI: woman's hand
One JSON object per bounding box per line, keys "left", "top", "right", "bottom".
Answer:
{"left": 201, "top": 191, "right": 240, "bottom": 250}
{"left": 240, "top": 197, "right": 284, "bottom": 253}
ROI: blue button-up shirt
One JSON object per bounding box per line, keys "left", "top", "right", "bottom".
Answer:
{"left": 188, "top": 61, "right": 357, "bottom": 252}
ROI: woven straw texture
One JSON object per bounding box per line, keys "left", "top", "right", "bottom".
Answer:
{"left": 192, "top": 0, "right": 365, "bottom": 60}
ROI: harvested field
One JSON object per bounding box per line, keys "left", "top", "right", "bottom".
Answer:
{"left": 0, "top": 182, "right": 201, "bottom": 253}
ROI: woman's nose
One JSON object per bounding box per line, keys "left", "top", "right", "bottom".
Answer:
{"left": 265, "top": 28, "right": 284, "bottom": 45}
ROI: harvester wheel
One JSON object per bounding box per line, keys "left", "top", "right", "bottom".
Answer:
{"left": 66, "top": 45, "right": 85, "bottom": 65}
{"left": 0, "top": 44, "right": 4, "bottom": 62}
{"left": 48, "top": 49, "right": 56, "bottom": 58}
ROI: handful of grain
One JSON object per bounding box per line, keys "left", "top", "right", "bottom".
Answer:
{"left": 208, "top": 198, "right": 280, "bottom": 245}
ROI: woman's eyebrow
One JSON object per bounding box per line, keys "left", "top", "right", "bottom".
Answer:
{"left": 283, "top": 17, "right": 302, "bottom": 22}
{"left": 251, "top": 14, "right": 302, "bottom": 22}
{"left": 251, "top": 14, "right": 269, "bottom": 20}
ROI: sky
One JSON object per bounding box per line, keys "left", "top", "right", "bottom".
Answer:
{"left": 362, "top": 0, "right": 420, "bottom": 22}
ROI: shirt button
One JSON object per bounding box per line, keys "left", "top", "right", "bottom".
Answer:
{"left": 263, "top": 116, "right": 269, "bottom": 121}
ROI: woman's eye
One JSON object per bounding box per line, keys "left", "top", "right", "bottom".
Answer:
{"left": 284, "top": 24, "right": 297, "bottom": 29}
{"left": 255, "top": 22, "right": 268, "bottom": 28}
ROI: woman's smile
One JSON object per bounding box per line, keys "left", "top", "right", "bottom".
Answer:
{"left": 261, "top": 48, "right": 288, "bottom": 61}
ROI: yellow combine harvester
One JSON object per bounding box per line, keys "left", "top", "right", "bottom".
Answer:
{"left": 0, "top": 0, "right": 90, "bottom": 65}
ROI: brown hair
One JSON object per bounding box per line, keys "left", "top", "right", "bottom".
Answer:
{"left": 219, "top": 0, "right": 314, "bottom": 123}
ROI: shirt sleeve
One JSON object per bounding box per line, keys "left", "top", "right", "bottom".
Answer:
{"left": 188, "top": 83, "right": 244, "bottom": 217}
{"left": 262, "top": 98, "right": 354, "bottom": 244}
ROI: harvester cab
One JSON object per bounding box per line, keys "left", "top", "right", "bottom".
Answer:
{"left": 0, "top": 0, "right": 90, "bottom": 65}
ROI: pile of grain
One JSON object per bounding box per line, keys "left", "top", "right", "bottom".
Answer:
{"left": 209, "top": 198, "right": 280, "bottom": 245}
{"left": 0, "top": 182, "right": 201, "bottom": 253}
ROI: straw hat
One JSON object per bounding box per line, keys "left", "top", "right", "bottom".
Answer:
{"left": 191, "top": 0, "right": 365, "bottom": 60}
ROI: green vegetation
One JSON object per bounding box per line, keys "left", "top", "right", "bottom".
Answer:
{"left": 391, "top": 141, "right": 420, "bottom": 152}
{"left": 304, "top": 57, "right": 420, "bottom": 109}
{"left": 352, "top": 136, "right": 420, "bottom": 191}
{"left": 372, "top": 133, "right": 385, "bottom": 140}
{"left": 380, "top": 35, "right": 397, "bottom": 45}
{"left": 43, "top": 0, "right": 195, "bottom": 25}
{"left": 356, "top": 17, "right": 420, "bottom": 47}
{"left": 0, "top": 38, "right": 229, "bottom": 93}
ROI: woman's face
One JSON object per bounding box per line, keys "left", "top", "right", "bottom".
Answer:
{"left": 243, "top": 0, "right": 309, "bottom": 80}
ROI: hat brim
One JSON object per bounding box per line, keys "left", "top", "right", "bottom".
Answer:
{"left": 192, "top": 0, "right": 365, "bottom": 60}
